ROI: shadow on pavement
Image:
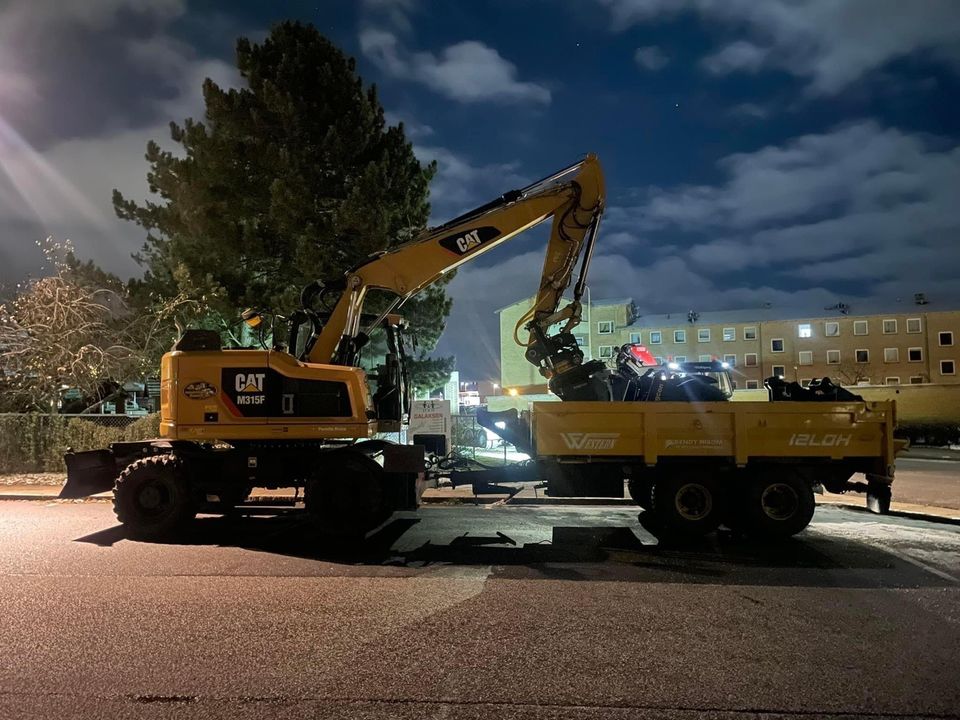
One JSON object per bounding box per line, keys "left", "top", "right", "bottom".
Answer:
{"left": 73, "top": 507, "right": 953, "bottom": 589}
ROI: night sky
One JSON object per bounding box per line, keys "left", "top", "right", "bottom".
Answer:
{"left": 1, "top": 0, "right": 959, "bottom": 380}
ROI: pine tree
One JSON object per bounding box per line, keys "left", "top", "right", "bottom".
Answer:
{"left": 114, "top": 21, "right": 453, "bottom": 390}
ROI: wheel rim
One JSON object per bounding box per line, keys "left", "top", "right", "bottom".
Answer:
{"left": 760, "top": 483, "right": 799, "bottom": 521}
{"left": 136, "top": 479, "right": 173, "bottom": 518}
{"left": 674, "top": 483, "right": 713, "bottom": 521}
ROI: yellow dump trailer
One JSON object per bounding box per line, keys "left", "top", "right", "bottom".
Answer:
{"left": 529, "top": 400, "right": 903, "bottom": 538}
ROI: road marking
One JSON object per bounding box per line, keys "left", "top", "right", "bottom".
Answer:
{"left": 884, "top": 547, "right": 960, "bottom": 584}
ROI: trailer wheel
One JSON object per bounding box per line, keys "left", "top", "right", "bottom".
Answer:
{"left": 627, "top": 477, "right": 653, "bottom": 511}
{"left": 305, "top": 453, "right": 387, "bottom": 542}
{"left": 113, "top": 454, "right": 197, "bottom": 539}
{"left": 652, "top": 472, "right": 724, "bottom": 536}
{"left": 743, "top": 472, "right": 815, "bottom": 539}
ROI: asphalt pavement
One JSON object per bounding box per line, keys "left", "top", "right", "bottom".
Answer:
{"left": 0, "top": 500, "right": 959, "bottom": 719}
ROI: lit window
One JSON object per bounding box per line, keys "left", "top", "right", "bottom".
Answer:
{"left": 598, "top": 321, "right": 613, "bottom": 334}
{"left": 883, "top": 347, "right": 899, "bottom": 363}
{"left": 771, "top": 338, "right": 784, "bottom": 353}
{"left": 699, "top": 354, "right": 711, "bottom": 362}
{"left": 674, "top": 330, "right": 686, "bottom": 343}
{"left": 599, "top": 345, "right": 614, "bottom": 358}
{"left": 798, "top": 350, "right": 813, "bottom": 365}
{"left": 885, "top": 377, "right": 900, "bottom": 385}
{"left": 723, "top": 354, "right": 736, "bottom": 367}
{"left": 883, "top": 319, "right": 897, "bottom": 334}
{"left": 906, "top": 318, "right": 922, "bottom": 334}
{"left": 909, "top": 376, "right": 924, "bottom": 384}
{"left": 697, "top": 328, "right": 710, "bottom": 342}
{"left": 825, "top": 322, "right": 840, "bottom": 337}
{"left": 743, "top": 327, "right": 757, "bottom": 340}
{"left": 629, "top": 332, "right": 641, "bottom": 344}
{"left": 940, "top": 331, "right": 954, "bottom": 347}
{"left": 854, "top": 320, "right": 868, "bottom": 335}
{"left": 723, "top": 327, "right": 735, "bottom": 341}
{"left": 941, "top": 360, "right": 955, "bottom": 376}
{"left": 745, "top": 380, "right": 760, "bottom": 389}
{"left": 649, "top": 331, "right": 662, "bottom": 344}
{"left": 798, "top": 323, "right": 812, "bottom": 338}
{"left": 744, "top": 353, "right": 758, "bottom": 367}
{"left": 908, "top": 347, "right": 923, "bottom": 362}
{"left": 772, "top": 365, "right": 785, "bottom": 378}
{"left": 827, "top": 350, "right": 840, "bottom": 365}
{"left": 856, "top": 349, "right": 870, "bottom": 363}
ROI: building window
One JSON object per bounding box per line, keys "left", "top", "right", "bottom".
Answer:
{"left": 883, "top": 347, "right": 899, "bottom": 363}
{"left": 574, "top": 334, "right": 588, "bottom": 348}
{"left": 910, "top": 376, "right": 924, "bottom": 384}
{"left": 674, "top": 329, "right": 686, "bottom": 343}
{"left": 599, "top": 345, "right": 614, "bottom": 358}
{"left": 883, "top": 319, "right": 897, "bottom": 334}
{"left": 940, "top": 331, "right": 954, "bottom": 347}
{"left": 800, "top": 379, "right": 811, "bottom": 388}
{"left": 731, "top": 381, "right": 739, "bottom": 389}
{"left": 629, "top": 332, "right": 641, "bottom": 344}
{"left": 908, "top": 347, "right": 923, "bottom": 362}
{"left": 825, "top": 321, "right": 840, "bottom": 337}
{"left": 771, "top": 338, "right": 784, "bottom": 353}
{"left": 654, "top": 356, "right": 664, "bottom": 366}
{"left": 597, "top": 321, "right": 613, "bottom": 334}
{"left": 941, "top": 360, "right": 955, "bottom": 376}
{"left": 699, "top": 354, "right": 711, "bottom": 362}
{"left": 697, "top": 328, "right": 710, "bottom": 342}
{"left": 649, "top": 330, "right": 662, "bottom": 344}
{"left": 854, "top": 320, "right": 868, "bottom": 336}
{"left": 674, "top": 355, "right": 687, "bottom": 363}
{"left": 827, "top": 349, "right": 840, "bottom": 365}
{"left": 798, "top": 323, "right": 812, "bottom": 338}
{"left": 723, "top": 327, "right": 736, "bottom": 341}
{"left": 798, "top": 350, "right": 813, "bottom": 365}
{"left": 772, "top": 365, "right": 785, "bottom": 378}
{"left": 856, "top": 349, "right": 870, "bottom": 363}
{"left": 723, "top": 354, "right": 736, "bottom": 367}
{"left": 885, "top": 377, "right": 900, "bottom": 385}
{"left": 745, "top": 380, "right": 760, "bottom": 390}
{"left": 906, "top": 318, "right": 922, "bottom": 334}
{"left": 744, "top": 327, "right": 757, "bottom": 340}
{"left": 744, "top": 353, "right": 758, "bottom": 367}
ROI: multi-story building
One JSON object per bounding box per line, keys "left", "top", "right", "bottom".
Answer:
{"left": 497, "top": 297, "right": 960, "bottom": 391}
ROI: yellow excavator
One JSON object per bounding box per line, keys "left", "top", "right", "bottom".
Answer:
{"left": 61, "top": 155, "right": 608, "bottom": 538}
{"left": 62, "top": 152, "right": 903, "bottom": 541}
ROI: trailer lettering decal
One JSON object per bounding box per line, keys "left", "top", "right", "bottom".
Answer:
{"left": 789, "top": 433, "right": 852, "bottom": 447}
{"left": 665, "top": 439, "right": 723, "bottom": 449}
{"left": 561, "top": 432, "right": 620, "bottom": 450}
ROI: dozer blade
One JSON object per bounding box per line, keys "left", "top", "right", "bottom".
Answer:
{"left": 60, "top": 449, "right": 117, "bottom": 499}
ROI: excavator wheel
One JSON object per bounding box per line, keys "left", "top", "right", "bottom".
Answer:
{"left": 651, "top": 470, "right": 725, "bottom": 536}
{"left": 305, "top": 453, "right": 388, "bottom": 543}
{"left": 113, "top": 454, "right": 198, "bottom": 540}
{"left": 740, "top": 471, "right": 815, "bottom": 539}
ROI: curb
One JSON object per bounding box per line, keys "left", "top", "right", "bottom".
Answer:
{"left": 3, "top": 490, "right": 958, "bottom": 526}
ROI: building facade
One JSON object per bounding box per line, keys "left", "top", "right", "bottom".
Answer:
{"left": 497, "top": 297, "right": 960, "bottom": 391}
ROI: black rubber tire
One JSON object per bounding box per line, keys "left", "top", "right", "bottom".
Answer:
{"left": 627, "top": 476, "right": 654, "bottom": 511}
{"left": 305, "top": 453, "right": 388, "bottom": 542}
{"left": 113, "top": 455, "right": 197, "bottom": 540}
{"left": 651, "top": 471, "right": 725, "bottom": 536}
{"left": 741, "top": 472, "right": 816, "bottom": 539}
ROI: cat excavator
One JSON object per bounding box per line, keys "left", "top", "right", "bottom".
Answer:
{"left": 61, "top": 155, "right": 609, "bottom": 538}
{"left": 61, "top": 152, "right": 902, "bottom": 541}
